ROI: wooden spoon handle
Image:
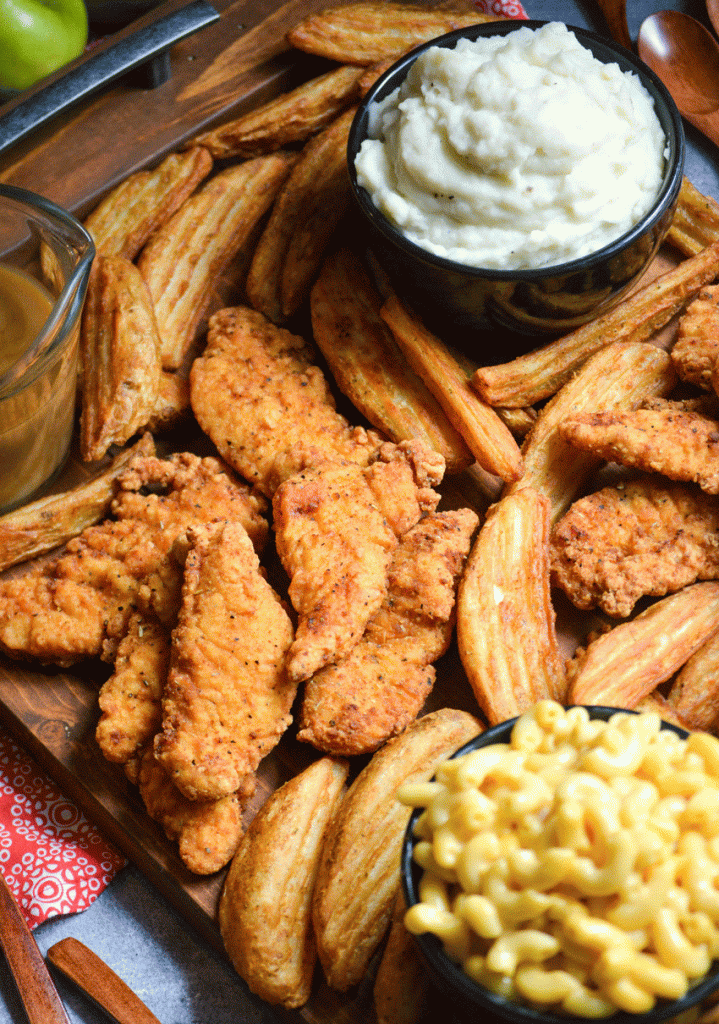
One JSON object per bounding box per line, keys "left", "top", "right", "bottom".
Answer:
{"left": 47, "top": 937, "right": 163, "bottom": 1024}
{"left": 686, "top": 110, "right": 719, "bottom": 151}
{"left": 0, "top": 872, "right": 70, "bottom": 1024}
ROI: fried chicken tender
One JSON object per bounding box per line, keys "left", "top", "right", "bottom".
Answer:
{"left": 96, "top": 612, "right": 170, "bottom": 765}
{"left": 559, "top": 408, "right": 719, "bottom": 495}
{"left": 551, "top": 477, "right": 719, "bottom": 618}
{"left": 154, "top": 521, "right": 296, "bottom": 801}
{"left": 138, "top": 744, "right": 255, "bottom": 875}
{"left": 0, "top": 453, "right": 267, "bottom": 666}
{"left": 190, "top": 306, "right": 382, "bottom": 497}
{"left": 672, "top": 284, "right": 719, "bottom": 389}
{"left": 298, "top": 508, "right": 478, "bottom": 756}
{"left": 273, "top": 441, "right": 444, "bottom": 683}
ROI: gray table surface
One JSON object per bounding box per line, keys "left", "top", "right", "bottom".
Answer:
{"left": 1, "top": 1, "right": 717, "bottom": 1021}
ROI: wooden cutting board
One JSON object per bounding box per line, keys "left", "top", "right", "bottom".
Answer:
{"left": 0, "top": 5, "right": 500, "bottom": 1022}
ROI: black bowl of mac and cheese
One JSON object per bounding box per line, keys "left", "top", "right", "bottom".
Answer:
{"left": 399, "top": 702, "right": 719, "bottom": 1023}
{"left": 347, "top": 20, "right": 684, "bottom": 351}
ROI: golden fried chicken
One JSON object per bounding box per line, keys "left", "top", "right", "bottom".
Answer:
{"left": 297, "top": 508, "right": 478, "bottom": 756}
{"left": 672, "top": 284, "right": 719, "bottom": 389}
{"left": 189, "top": 306, "right": 383, "bottom": 497}
{"left": 154, "top": 521, "right": 295, "bottom": 801}
{"left": 558, "top": 408, "right": 719, "bottom": 494}
{"left": 273, "top": 440, "right": 444, "bottom": 683}
{"left": 138, "top": 744, "right": 255, "bottom": 875}
{"left": 0, "top": 453, "right": 267, "bottom": 666}
{"left": 96, "top": 612, "right": 170, "bottom": 766}
{"left": 551, "top": 477, "right": 719, "bottom": 618}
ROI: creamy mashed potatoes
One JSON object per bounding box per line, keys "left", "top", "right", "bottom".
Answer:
{"left": 354, "top": 23, "right": 667, "bottom": 270}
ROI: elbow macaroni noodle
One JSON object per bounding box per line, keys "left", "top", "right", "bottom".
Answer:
{"left": 399, "top": 701, "right": 719, "bottom": 1017}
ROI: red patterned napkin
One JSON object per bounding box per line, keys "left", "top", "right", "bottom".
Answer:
{"left": 0, "top": 728, "right": 126, "bottom": 929}
{"left": 476, "top": 0, "right": 528, "bottom": 16}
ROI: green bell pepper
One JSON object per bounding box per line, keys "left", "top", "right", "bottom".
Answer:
{"left": 0, "top": 0, "right": 88, "bottom": 92}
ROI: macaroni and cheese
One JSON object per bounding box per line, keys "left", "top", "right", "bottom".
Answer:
{"left": 399, "top": 702, "right": 719, "bottom": 1016}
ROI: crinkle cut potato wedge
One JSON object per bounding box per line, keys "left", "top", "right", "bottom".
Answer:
{"left": 379, "top": 293, "right": 523, "bottom": 482}
{"left": 666, "top": 177, "right": 719, "bottom": 257}
{"left": 0, "top": 433, "right": 155, "bottom": 573}
{"left": 80, "top": 255, "right": 162, "bottom": 462}
{"left": 188, "top": 64, "right": 362, "bottom": 159}
{"left": 246, "top": 108, "right": 355, "bottom": 325}
{"left": 83, "top": 146, "right": 213, "bottom": 260}
{"left": 672, "top": 284, "right": 719, "bottom": 389}
{"left": 312, "top": 707, "right": 482, "bottom": 992}
{"left": 219, "top": 757, "right": 348, "bottom": 1009}
{"left": 138, "top": 152, "right": 296, "bottom": 369}
{"left": 374, "top": 892, "right": 428, "bottom": 1024}
{"left": 457, "top": 488, "right": 565, "bottom": 727}
{"left": 472, "top": 239, "right": 719, "bottom": 408}
{"left": 567, "top": 582, "right": 719, "bottom": 707}
{"left": 504, "top": 341, "right": 677, "bottom": 525}
{"left": 666, "top": 630, "right": 719, "bottom": 732}
{"left": 310, "top": 248, "right": 472, "bottom": 473}
{"left": 287, "top": 2, "right": 502, "bottom": 64}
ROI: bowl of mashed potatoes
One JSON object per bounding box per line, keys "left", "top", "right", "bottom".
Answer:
{"left": 348, "top": 21, "right": 684, "bottom": 345}
{"left": 399, "top": 702, "right": 719, "bottom": 1023}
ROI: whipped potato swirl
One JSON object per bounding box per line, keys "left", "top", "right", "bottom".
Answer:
{"left": 354, "top": 23, "right": 667, "bottom": 271}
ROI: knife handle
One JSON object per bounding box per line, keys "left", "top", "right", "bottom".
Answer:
{"left": 0, "top": 872, "right": 71, "bottom": 1024}
{"left": 47, "top": 937, "right": 163, "bottom": 1024}
{"left": 0, "top": 0, "right": 219, "bottom": 156}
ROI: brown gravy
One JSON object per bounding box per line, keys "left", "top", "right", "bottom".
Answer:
{"left": 0, "top": 263, "right": 54, "bottom": 377}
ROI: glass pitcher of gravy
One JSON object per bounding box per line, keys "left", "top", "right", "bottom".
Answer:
{"left": 0, "top": 185, "right": 94, "bottom": 513}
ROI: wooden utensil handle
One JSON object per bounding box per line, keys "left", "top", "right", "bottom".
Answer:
{"left": 47, "top": 937, "right": 163, "bottom": 1024}
{"left": 0, "top": 872, "right": 71, "bottom": 1024}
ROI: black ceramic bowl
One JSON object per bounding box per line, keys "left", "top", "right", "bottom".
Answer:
{"left": 347, "top": 21, "right": 685, "bottom": 350}
{"left": 401, "top": 707, "right": 719, "bottom": 1024}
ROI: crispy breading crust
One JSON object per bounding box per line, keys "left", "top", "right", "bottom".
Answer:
{"left": 190, "top": 306, "right": 382, "bottom": 498}
{"left": 154, "top": 521, "right": 295, "bottom": 801}
{"left": 559, "top": 407, "right": 719, "bottom": 494}
{"left": 551, "top": 477, "right": 719, "bottom": 618}
{"left": 298, "top": 508, "right": 478, "bottom": 755}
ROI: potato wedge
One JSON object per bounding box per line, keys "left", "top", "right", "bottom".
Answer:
{"left": 380, "top": 294, "right": 524, "bottom": 482}
{"left": 84, "top": 147, "right": 213, "bottom": 260}
{"left": 0, "top": 433, "right": 155, "bottom": 572}
{"left": 80, "top": 255, "right": 162, "bottom": 461}
{"left": 666, "top": 630, "right": 719, "bottom": 732}
{"left": 146, "top": 371, "right": 191, "bottom": 433}
{"left": 457, "top": 488, "right": 565, "bottom": 726}
{"left": 666, "top": 177, "right": 719, "bottom": 257}
{"left": 312, "top": 707, "right": 482, "bottom": 991}
{"left": 504, "top": 342, "right": 677, "bottom": 524}
{"left": 472, "top": 239, "right": 719, "bottom": 408}
{"left": 374, "top": 893, "right": 428, "bottom": 1024}
{"left": 568, "top": 582, "right": 719, "bottom": 707}
{"left": 310, "top": 248, "right": 472, "bottom": 472}
{"left": 189, "top": 65, "right": 362, "bottom": 158}
{"left": 287, "top": 3, "right": 501, "bottom": 64}
{"left": 138, "top": 153, "right": 295, "bottom": 369}
{"left": 247, "top": 109, "right": 355, "bottom": 323}
{"left": 219, "top": 757, "right": 348, "bottom": 1008}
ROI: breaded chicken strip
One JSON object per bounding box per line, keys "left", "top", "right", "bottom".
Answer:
{"left": 0, "top": 454, "right": 267, "bottom": 666}
{"left": 96, "top": 612, "right": 170, "bottom": 765}
{"left": 190, "top": 306, "right": 382, "bottom": 497}
{"left": 154, "top": 521, "right": 295, "bottom": 801}
{"left": 273, "top": 441, "right": 444, "bottom": 683}
{"left": 672, "top": 284, "right": 719, "bottom": 389}
{"left": 138, "top": 744, "right": 255, "bottom": 875}
{"left": 559, "top": 408, "right": 719, "bottom": 495}
{"left": 551, "top": 477, "right": 719, "bottom": 618}
{"left": 298, "top": 508, "right": 478, "bottom": 756}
